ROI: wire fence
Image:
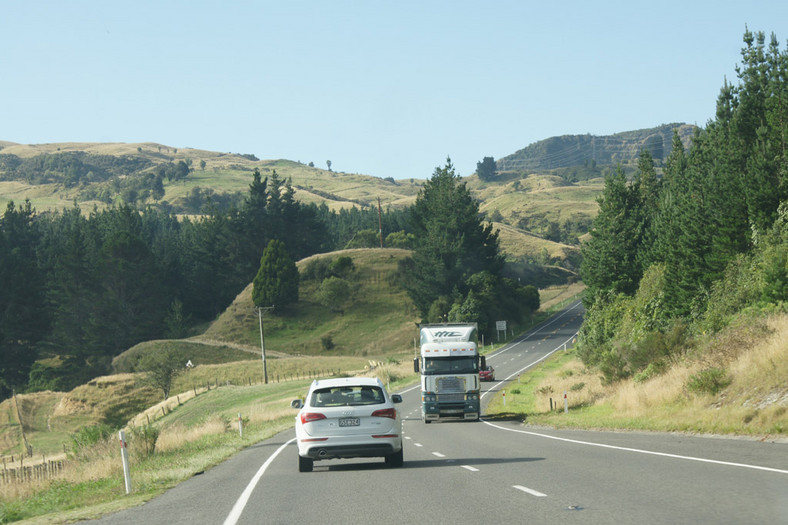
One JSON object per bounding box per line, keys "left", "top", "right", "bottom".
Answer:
{"left": 1, "top": 368, "right": 343, "bottom": 485}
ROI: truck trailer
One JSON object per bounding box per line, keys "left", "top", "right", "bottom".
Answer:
{"left": 413, "top": 323, "right": 485, "bottom": 423}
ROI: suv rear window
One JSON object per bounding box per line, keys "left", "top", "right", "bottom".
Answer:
{"left": 311, "top": 386, "right": 385, "bottom": 407}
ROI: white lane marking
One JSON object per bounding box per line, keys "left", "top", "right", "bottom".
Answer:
{"left": 486, "top": 301, "right": 582, "bottom": 361}
{"left": 514, "top": 485, "right": 547, "bottom": 497}
{"left": 223, "top": 437, "right": 296, "bottom": 525}
{"left": 432, "top": 452, "right": 446, "bottom": 458}
{"left": 481, "top": 332, "right": 577, "bottom": 401}
{"left": 400, "top": 384, "right": 421, "bottom": 394}
{"left": 404, "top": 436, "right": 412, "bottom": 440}
{"left": 400, "top": 303, "right": 581, "bottom": 399}
{"left": 414, "top": 443, "right": 423, "bottom": 447}
{"left": 481, "top": 421, "right": 788, "bottom": 475}
{"left": 462, "top": 465, "right": 479, "bottom": 472}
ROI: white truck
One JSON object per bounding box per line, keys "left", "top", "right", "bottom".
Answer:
{"left": 413, "top": 323, "right": 485, "bottom": 423}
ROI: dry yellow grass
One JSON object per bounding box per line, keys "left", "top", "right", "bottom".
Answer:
{"left": 155, "top": 417, "right": 228, "bottom": 453}
{"left": 0, "top": 439, "right": 120, "bottom": 503}
{"left": 539, "top": 282, "right": 586, "bottom": 311}
{"left": 524, "top": 312, "right": 788, "bottom": 436}
{"left": 243, "top": 400, "right": 297, "bottom": 425}
{"left": 528, "top": 360, "right": 608, "bottom": 413}
{"left": 128, "top": 386, "right": 206, "bottom": 428}
{"left": 494, "top": 222, "right": 581, "bottom": 262}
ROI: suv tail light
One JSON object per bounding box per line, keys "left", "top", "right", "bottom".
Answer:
{"left": 300, "top": 412, "right": 327, "bottom": 424}
{"left": 371, "top": 408, "right": 397, "bottom": 419}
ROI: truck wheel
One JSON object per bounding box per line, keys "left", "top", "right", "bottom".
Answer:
{"left": 298, "top": 455, "right": 313, "bottom": 472}
{"left": 424, "top": 419, "right": 431, "bottom": 424}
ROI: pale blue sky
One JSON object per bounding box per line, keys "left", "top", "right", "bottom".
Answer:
{"left": 2, "top": 1, "right": 786, "bottom": 180}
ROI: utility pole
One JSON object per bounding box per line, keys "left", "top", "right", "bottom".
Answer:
{"left": 377, "top": 197, "right": 383, "bottom": 248}
{"left": 13, "top": 390, "right": 31, "bottom": 456}
{"left": 255, "top": 306, "right": 274, "bottom": 384}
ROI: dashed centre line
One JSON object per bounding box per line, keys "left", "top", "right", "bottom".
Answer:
{"left": 513, "top": 485, "right": 548, "bottom": 497}
{"left": 432, "top": 452, "right": 446, "bottom": 458}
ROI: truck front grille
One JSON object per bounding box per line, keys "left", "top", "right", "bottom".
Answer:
{"left": 436, "top": 377, "right": 465, "bottom": 393}
{"left": 437, "top": 393, "right": 465, "bottom": 403}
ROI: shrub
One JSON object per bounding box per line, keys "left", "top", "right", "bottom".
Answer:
{"left": 385, "top": 231, "right": 415, "bottom": 249}
{"left": 70, "top": 424, "right": 114, "bottom": 456}
{"left": 302, "top": 257, "right": 332, "bottom": 281}
{"left": 317, "top": 276, "right": 352, "bottom": 312}
{"left": 687, "top": 368, "right": 731, "bottom": 395}
{"left": 329, "top": 256, "right": 355, "bottom": 277}
{"left": 633, "top": 360, "right": 668, "bottom": 383}
{"left": 321, "top": 335, "right": 335, "bottom": 350}
{"left": 129, "top": 423, "right": 160, "bottom": 456}
{"left": 598, "top": 348, "right": 630, "bottom": 384}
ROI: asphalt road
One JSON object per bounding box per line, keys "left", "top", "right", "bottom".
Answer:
{"left": 87, "top": 302, "right": 788, "bottom": 524}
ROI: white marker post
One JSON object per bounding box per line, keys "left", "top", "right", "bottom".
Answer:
{"left": 238, "top": 413, "right": 243, "bottom": 438}
{"left": 503, "top": 390, "right": 506, "bottom": 407}
{"left": 564, "top": 392, "right": 568, "bottom": 414}
{"left": 119, "top": 430, "right": 131, "bottom": 494}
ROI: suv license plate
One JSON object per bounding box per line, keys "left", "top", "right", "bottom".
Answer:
{"left": 339, "top": 417, "right": 360, "bottom": 427}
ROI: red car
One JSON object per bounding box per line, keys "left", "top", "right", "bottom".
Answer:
{"left": 479, "top": 365, "right": 495, "bottom": 381}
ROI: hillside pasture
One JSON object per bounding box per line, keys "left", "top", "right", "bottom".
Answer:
{"left": 202, "top": 248, "right": 420, "bottom": 357}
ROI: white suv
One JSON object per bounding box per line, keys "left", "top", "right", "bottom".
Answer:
{"left": 291, "top": 377, "right": 403, "bottom": 472}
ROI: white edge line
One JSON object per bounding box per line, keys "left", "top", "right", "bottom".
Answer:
{"left": 399, "top": 302, "right": 582, "bottom": 398}
{"left": 513, "top": 485, "right": 547, "bottom": 497}
{"left": 488, "top": 301, "right": 582, "bottom": 359}
{"left": 481, "top": 332, "right": 577, "bottom": 401}
{"left": 482, "top": 421, "right": 788, "bottom": 475}
{"left": 223, "top": 437, "right": 297, "bottom": 525}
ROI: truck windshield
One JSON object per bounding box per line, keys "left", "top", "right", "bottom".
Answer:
{"left": 423, "top": 356, "right": 478, "bottom": 375}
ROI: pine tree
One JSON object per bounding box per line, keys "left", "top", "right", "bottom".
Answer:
{"left": 0, "top": 201, "right": 47, "bottom": 397}
{"left": 633, "top": 149, "right": 661, "bottom": 272}
{"left": 580, "top": 168, "right": 643, "bottom": 305}
{"left": 732, "top": 29, "right": 788, "bottom": 235}
{"left": 252, "top": 239, "right": 299, "bottom": 309}
{"left": 404, "top": 158, "right": 504, "bottom": 316}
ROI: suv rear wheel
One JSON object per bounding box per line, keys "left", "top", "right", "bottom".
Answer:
{"left": 385, "top": 448, "right": 404, "bottom": 467}
{"left": 298, "top": 455, "right": 313, "bottom": 472}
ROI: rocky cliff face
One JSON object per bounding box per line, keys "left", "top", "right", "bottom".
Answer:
{"left": 496, "top": 123, "right": 696, "bottom": 172}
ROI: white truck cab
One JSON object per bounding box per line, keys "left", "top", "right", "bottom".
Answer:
{"left": 413, "top": 323, "right": 485, "bottom": 422}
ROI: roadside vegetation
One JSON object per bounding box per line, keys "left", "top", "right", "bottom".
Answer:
{"left": 486, "top": 310, "right": 787, "bottom": 437}
{"left": 486, "top": 30, "right": 788, "bottom": 441}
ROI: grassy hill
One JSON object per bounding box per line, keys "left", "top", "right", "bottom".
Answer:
{"left": 199, "top": 248, "right": 419, "bottom": 356}
{"left": 469, "top": 172, "right": 602, "bottom": 250}
{"left": 0, "top": 141, "right": 423, "bottom": 215}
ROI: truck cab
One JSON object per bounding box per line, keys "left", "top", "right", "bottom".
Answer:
{"left": 414, "top": 324, "right": 485, "bottom": 422}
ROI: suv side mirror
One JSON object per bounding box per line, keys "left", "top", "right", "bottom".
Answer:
{"left": 391, "top": 394, "right": 402, "bottom": 404}
{"left": 413, "top": 357, "right": 420, "bottom": 373}
{"left": 290, "top": 399, "right": 303, "bottom": 409}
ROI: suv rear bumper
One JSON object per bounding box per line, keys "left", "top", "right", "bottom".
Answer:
{"left": 303, "top": 443, "right": 397, "bottom": 460}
